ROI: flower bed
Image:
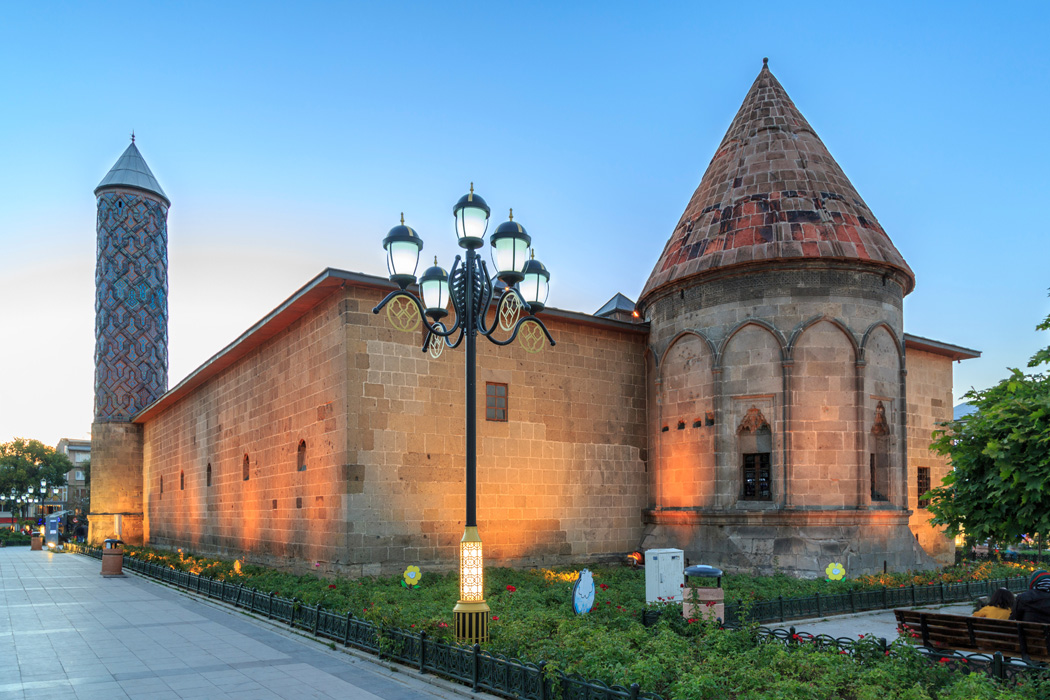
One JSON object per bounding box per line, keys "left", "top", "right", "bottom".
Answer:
{"left": 99, "top": 546, "right": 1050, "bottom": 698}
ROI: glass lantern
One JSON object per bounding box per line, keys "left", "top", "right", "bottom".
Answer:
{"left": 489, "top": 210, "right": 531, "bottom": 285}
{"left": 452, "top": 184, "right": 490, "bottom": 249}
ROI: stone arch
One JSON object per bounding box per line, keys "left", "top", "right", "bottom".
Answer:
{"left": 658, "top": 329, "right": 718, "bottom": 369}
{"left": 787, "top": 315, "right": 858, "bottom": 360}
{"left": 720, "top": 321, "right": 784, "bottom": 506}
{"left": 862, "top": 324, "right": 904, "bottom": 506}
{"left": 789, "top": 319, "right": 859, "bottom": 509}
{"left": 717, "top": 318, "right": 788, "bottom": 368}
{"left": 860, "top": 321, "right": 904, "bottom": 369}
{"left": 654, "top": 330, "right": 717, "bottom": 508}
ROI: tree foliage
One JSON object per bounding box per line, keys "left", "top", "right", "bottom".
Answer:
{"left": 926, "top": 299, "right": 1050, "bottom": 544}
{"left": 0, "top": 438, "right": 71, "bottom": 511}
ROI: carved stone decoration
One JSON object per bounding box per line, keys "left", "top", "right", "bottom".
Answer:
{"left": 871, "top": 401, "right": 890, "bottom": 436}
{"left": 737, "top": 405, "right": 770, "bottom": 435}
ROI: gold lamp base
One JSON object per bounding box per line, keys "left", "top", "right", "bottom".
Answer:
{"left": 453, "top": 600, "right": 490, "bottom": 643}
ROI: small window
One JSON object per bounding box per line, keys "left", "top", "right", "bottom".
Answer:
{"left": 75, "top": 470, "right": 84, "bottom": 481}
{"left": 206, "top": 463, "right": 212, "bottom": 487}
{"left": 870, "top": 454, "right": 887, "bottom": 501}
{"left": 243, "top": 454, "right": 250, "bottom": 481}
{"left": 296, "top": 497, "right": 302, "bottom": 509}
{"left": 677, "top": 421, "right": 685, "bottom": 430}
{"left": 741, "top": 453, "right": 771, "bottom": 501}
{"left": 297, "top": 440, "right": 306, "bottom": 471}
{"left": 486, "top": 382, "right": 508, "bottom": 422}
{"left": 272, "top": 499, "right": 278, "bottom": 510}
{"left": 705, "top": 412, "right": 715, "bottom": 426}
{"left": 180, "top": 470, "right": 184, "bottom": 490}
{"left": 917, "top": 467, "right": 931, "bottom": 508}
{"left": 159, "top": 476, "right": 163, "bottom": 495}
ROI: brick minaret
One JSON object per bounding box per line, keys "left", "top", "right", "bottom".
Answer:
{"left": 89, "top": 137, "right": 170, "bottom": 545}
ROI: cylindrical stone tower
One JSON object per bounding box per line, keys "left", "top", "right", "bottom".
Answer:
{"left": 638, "top": 60, "right": 935, "bottom": 576}
{"left": 89, "top": 138, "right": 170, "bottom": 545}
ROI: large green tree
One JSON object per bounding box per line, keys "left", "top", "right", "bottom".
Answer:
{"left": 925, "top": 299, "right": 1050, "bottom": 545}
{"left": 0, "top": 438, "right": 71, "bottom": 516}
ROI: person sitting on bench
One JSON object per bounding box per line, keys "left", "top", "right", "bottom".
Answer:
{"left": 973, "top": 587, "right": 1015, "bottom": 620}
{"left": 1010, "top": 569, "right": 1050, "bottom": 623}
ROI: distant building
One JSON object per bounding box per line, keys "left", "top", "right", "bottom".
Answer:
{"left": 90, "top": 61, "right": 980, "bottom": 577}
{"left": 56, "top": 437, "right": 91, "bottom": 513}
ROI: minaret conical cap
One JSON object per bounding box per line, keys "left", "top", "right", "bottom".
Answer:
{"left": 639, "top": 60, "right": 913, "bottom": 307}
{"left": 95, "top": 141, "right": 169, "bottom": 205}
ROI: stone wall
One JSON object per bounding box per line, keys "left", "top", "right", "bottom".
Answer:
{"left": 640, "top": 262, "right": 933, "bottom": 576}
{"left": 342, "top": 284, "right": 648, "bottom": 574}
{"left": 904, "top": 348, "right": 956, "bottom": 565}
{"left": 89, "top": 421, "right": 145, "bottom": 545}
{"left": 141, "top": 281, "right": 649, "bottom": 575}
{"left": 144, "top": 292, "right": 349, "bottom": 566}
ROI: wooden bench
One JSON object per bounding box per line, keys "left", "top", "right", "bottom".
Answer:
{"left": 894, "top": 609, "right": 1050, "bottom": 662}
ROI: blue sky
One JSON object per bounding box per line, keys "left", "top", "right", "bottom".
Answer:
{"left": 1, "top": 1, "right": 1047, "bottom": 443}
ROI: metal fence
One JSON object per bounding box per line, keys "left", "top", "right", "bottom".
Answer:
{"left": 723, "top": 576, "right": 1033, "bottom": 626}
{"left": 65, "top": 544, "right": 1048, "bottom": 695}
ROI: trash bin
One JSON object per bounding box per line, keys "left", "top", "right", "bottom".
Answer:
{"left": 101, "top": 538, "right": 125, "bottom": 577}
{"left": 31, "top": 532, "right": 43, "bottom": 551}
{"left": 683, "top": 564, "right": 724, "bottom": 622}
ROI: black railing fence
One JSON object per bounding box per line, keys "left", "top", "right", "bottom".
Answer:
{"left": 723, "top": 576, "right": 1034, "bottom": 626}
{"left": 65, "top": 544, "right": 1048, "bottom": 696}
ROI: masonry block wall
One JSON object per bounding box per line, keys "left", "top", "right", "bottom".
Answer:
{"left": 144, "top": 292, "right": 348, "bottom": 567}
{"left": 89, "top": 421, "right": 145, "bottom": 544}
{"left": 142, "top": 282, "right": 648, "bottom": 575}
{"left": 640, "top": 264, "right": 933, "bottom": 576}
{"left": 904, "top": 348, "right": 956, "bottom": 565}
{"left": 343, "top": 284, "right": 648, "bottom": 574}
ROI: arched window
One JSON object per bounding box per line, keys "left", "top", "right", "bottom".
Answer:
{"left": 737, "top": 406, "right": 772, "bottom": 501}
{"left": 206, "top": 463, "right": 212, "bottom": 487}
{"left": 243, "top": 454, "right": 250, "bottom": 481}
{"left": 297, "top": 440, "right": 306, "bottom": 471}
{"left": 180, "top": 470, "right": 184, "bottom": 490}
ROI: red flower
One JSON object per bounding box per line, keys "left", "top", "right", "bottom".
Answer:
{"left": 410, "top": 624, "right": 415, "bottom": 628}
{"left": 884, "top": 651, "right": 891, "bottom": 656}
{"left": 506, "top": 585, "right": 516, "bottom": 593}
{"left": 599, "top": 583, "right": 609, "bottom": 590}
{"left": 687, "top": 618, "right": 697, "bottom": 623}
{"left": 839, "top": 650, "right": 848, "bottom": 655}
{"left": 939, "top": 658, "right": 949, "bottom": 664}
{"left": 328, "top": 584, "right": 336, "bottom": 589}
{"left": 491, "top": 615, "right": 499, "bottom": 621}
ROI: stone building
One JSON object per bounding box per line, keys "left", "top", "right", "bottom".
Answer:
{"left": 88, "top": 62, "right": 977, "bottom": 577}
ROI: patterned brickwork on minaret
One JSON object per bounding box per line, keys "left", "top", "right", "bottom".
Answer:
{"left": 93, "top": 142, "right": 170, "bottom": 420}
{"left": 90, "top": 139, "right": 169, "bottom": 545}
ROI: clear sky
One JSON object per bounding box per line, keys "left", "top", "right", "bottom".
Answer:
{"left": 1, "top": 1, "right": 1047, "bottom": 445}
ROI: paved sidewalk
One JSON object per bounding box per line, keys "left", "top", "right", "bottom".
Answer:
{"left": 0, "top": 547, "right": 480, "bottom": 700}
{"left": 767, "top": 602, "right": 974, "bottom": 641}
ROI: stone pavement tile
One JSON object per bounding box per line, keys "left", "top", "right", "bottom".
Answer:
{"left": 1, "top": 549, "right": 481, "bottom": 700}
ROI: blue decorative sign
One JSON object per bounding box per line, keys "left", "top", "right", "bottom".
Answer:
{"left": 572, "top": 569, "right": 595, "bottom": 615}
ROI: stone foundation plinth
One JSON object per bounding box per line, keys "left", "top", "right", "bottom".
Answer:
{"left": 642, "top": 508, "right": 936, "bottom": 578}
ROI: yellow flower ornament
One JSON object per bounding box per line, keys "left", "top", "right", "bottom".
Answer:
{"left": 825, "top": 562, "right": 846, "bottom": 581}
{"left": 402, "top": 565, "right": 422, "bottom": 588}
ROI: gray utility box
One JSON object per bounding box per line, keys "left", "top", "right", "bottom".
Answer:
{"left": 644, "top": 548, "right": 684, "bottom": 603}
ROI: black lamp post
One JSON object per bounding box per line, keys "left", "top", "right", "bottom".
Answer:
{"left": 373, "top": 184, "right": 555, "bottom": 643}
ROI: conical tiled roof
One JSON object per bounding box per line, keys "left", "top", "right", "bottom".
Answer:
{"left": 639, "top": 60, "right": 913, "bottom": 306}
{"left": 95, "top": 141, "right": 169, "bottom": 205}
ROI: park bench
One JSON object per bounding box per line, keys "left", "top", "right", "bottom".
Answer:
{"left": 894, "top": 609, "right": 1050, "bottom": 662}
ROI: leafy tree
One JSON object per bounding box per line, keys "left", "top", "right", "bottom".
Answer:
{"left": 925, "top": 298, "right": 1050, "bottom": 547}
{"left": 0, "top": 438, "right": 71, "bottom": 517}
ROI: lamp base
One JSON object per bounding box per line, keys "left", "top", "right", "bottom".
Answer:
{"left": 453, "top": 600, "right": 490, "bottom": 643}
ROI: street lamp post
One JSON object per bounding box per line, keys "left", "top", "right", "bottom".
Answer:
{"left": 373, "top": 185, "right": 554, "bottom": 643}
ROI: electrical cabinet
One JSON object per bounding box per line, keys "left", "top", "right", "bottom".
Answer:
{"left": 644, "top": 548, "right": 684, "bottom": 603}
